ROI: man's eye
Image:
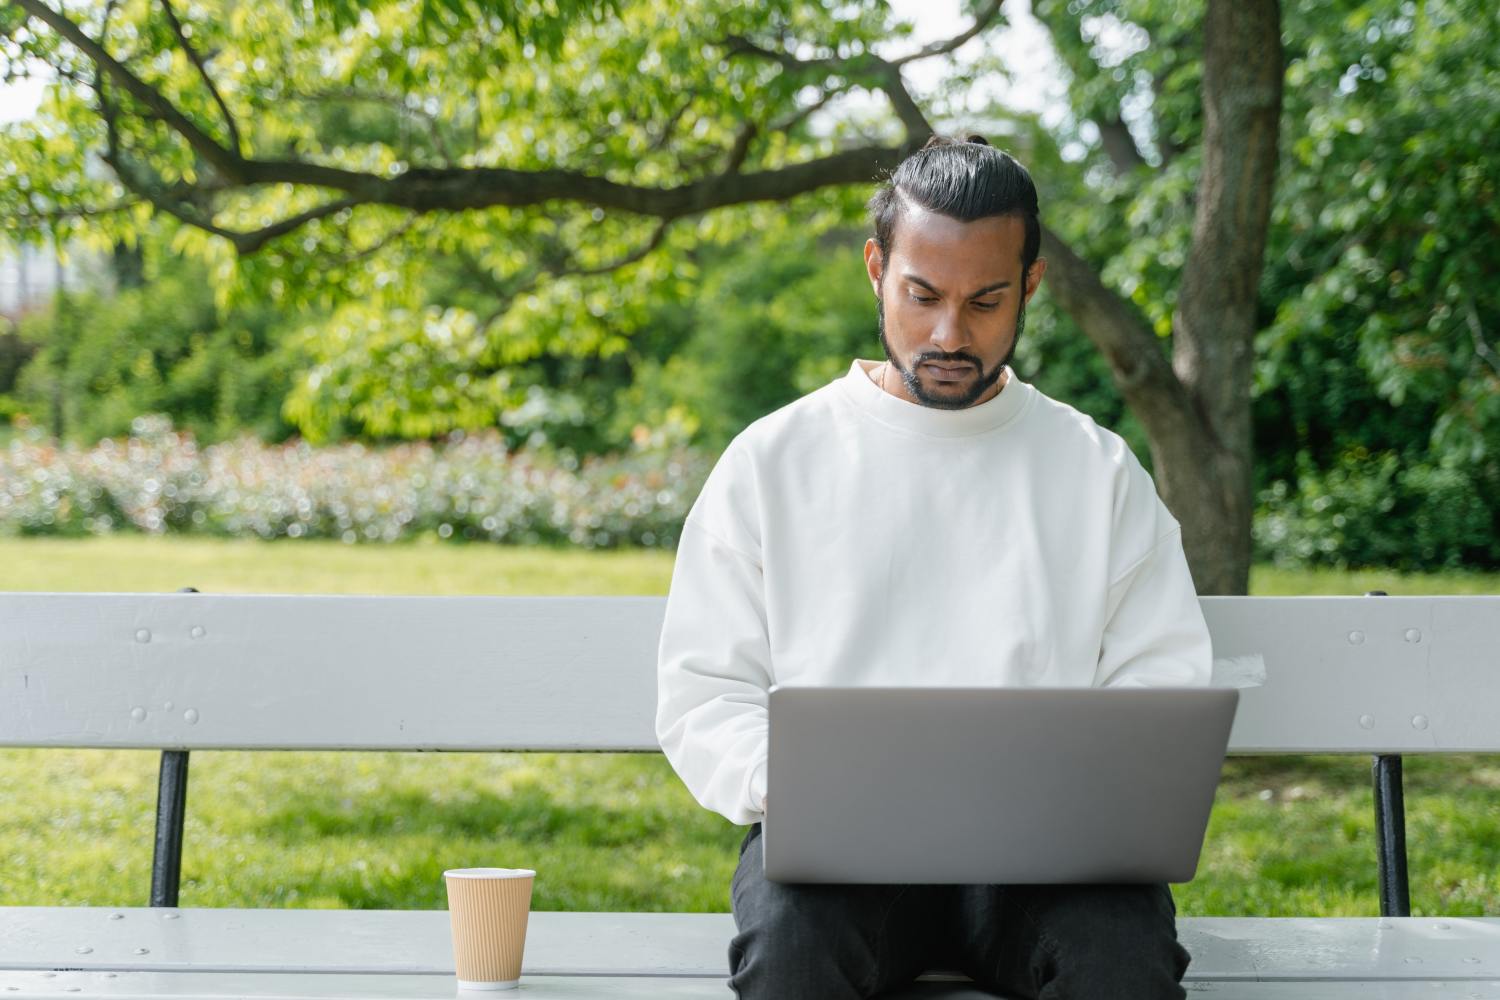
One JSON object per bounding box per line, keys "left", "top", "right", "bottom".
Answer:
{"left": 973, "top": 301, "right": 999, "bottom": 310}
{"left": 910, "top": 294, "right": 935, "bottom": 303}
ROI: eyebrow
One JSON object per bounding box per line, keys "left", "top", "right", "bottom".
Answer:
{"left": 903, "top": 273, "right": 1012, "bottom": 298}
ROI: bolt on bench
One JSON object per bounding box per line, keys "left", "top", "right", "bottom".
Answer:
{"left": 2, "top": 591, "right": 1499, "bottom": 999}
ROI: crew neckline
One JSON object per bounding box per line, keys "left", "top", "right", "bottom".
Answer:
{"left": 836, "top": 359, "right": 1032, "bottom": 438}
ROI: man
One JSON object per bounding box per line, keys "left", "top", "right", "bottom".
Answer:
{"left": 656, "top": 134, "right": 1211, "bottom": 999}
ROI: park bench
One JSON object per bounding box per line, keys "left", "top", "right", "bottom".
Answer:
{"left": 2, "top": 589, "right": 1499, "bottom": 999}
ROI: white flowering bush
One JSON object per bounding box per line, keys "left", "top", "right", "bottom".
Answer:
{"left": 0, "top": 415, "right": 709, "bottom": 549}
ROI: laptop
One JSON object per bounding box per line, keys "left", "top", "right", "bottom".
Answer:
{"left": 763, "top": 685, "right": 1239, "bottom": 884}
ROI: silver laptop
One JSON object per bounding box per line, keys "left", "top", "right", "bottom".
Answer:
{"left": 763, "top": 685, "right": 1239, "bottom": 884}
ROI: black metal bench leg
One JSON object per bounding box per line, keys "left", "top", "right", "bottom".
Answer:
{"left": 151, "top": 749, "right": 190, "bottom": 907}
{"left": 150, "top": 584, "right": 199, "bottom": 908}
{"left": 1373, "top": 752, "right": 1411, "bottom": 917}
{"left": 1362, "top": 589, "right": 1412, "bottom": 917}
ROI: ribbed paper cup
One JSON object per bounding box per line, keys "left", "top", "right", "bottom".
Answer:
{"left": 444, "top": 867, "right": 535, "bottom": 991}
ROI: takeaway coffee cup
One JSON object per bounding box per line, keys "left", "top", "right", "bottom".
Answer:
{"left": 443, "top": 867, "right": 536, "bottom": 990}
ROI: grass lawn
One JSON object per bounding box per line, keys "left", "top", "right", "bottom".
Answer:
{"left": 2, "top": 535, "right": 1497, "bottom": 916}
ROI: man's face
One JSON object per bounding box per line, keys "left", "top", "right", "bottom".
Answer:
{"left": 864, "top": 201, "right": 1046, "bottom": 409}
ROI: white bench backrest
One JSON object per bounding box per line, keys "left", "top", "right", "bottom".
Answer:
{"left": 2, "top": 593, "right": 1496, "bottom": 753}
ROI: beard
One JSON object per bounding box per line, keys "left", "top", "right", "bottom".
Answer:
{"left": 876, "top": 293, "right": 1023, "bottom": 410}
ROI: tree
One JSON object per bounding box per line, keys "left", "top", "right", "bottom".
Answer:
{"left": 1, "top": 0, "right": 1284, "bottom": 593}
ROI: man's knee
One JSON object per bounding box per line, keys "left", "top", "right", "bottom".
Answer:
{"left": 728, "top": 885, "right": 887, "bottom": 1000}
{"left": 1023, "top": 884, "right": 1189, "bottom": 999}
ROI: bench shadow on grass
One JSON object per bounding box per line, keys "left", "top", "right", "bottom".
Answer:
{"left": 256, "top": 784, "right": 626, "bottom": 842}
{"left": 246, "top": 778, "right": 738, "bottom": 911}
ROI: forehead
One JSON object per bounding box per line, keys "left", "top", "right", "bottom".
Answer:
{"left": 888, "top": 199, "right": 1027, "bottom": 285}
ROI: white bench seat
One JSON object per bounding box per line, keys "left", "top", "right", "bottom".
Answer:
{"left": 0, "top": 970, "right": 731, "bottom": 999}
{"left": 0, "top": 910, "right": 736, "bottom": 978}
{"left": 2, "top": 971, "right": 1499, "bottom": 1000}
{"left": 4, "top": 909, "right": 1500, "bottom": 984}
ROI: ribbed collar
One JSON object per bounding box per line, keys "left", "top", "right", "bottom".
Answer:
{"left": 835, "top": 358, "right": 1033, "bottom": 438}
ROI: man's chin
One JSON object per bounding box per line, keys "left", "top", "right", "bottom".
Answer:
{"left": 913, "top": 384, "right": 981, "bottom": 409}
{"left": 917, "top": 371, "right": 973, "bottom": 393}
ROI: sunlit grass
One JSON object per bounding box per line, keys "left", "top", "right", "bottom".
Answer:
{"left": 0, "top": 534, "right": 676, "bottom": 595}
{"left": 1251, "top": 564, "right": 1500, "bottom": 596}
{"left": 1, "top": 536, "right": 1495, "bottom": 915}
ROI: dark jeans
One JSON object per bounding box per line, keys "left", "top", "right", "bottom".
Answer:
{"left": 728, "top": 824, "right": 1190, "bottom": 1000}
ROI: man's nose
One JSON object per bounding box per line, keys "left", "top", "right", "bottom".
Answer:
{"left": 929, "top": 307, "right": 971, "bottom": 353}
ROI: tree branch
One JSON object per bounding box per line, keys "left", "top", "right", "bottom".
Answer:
{"left": 3, "top": 198, "right": 142, "bottom": 224}
{"left": 157, "top": 0, "right": 242, "bottom": 156}
{"left": 1465, "top": 293, "right": 1500, "bottom": 378}
{"left": 768, "top": 84, "right": 847, "bottom": 135}
{"left": 464, "top": 220, "right": 674, "bottom": 336}
{"left": 722, "top": 1, "right": 1005, "bottom": 144}
{"left": 724, "top": 1, "right": 1004, "bottom": 74}
{"left": 648, "top": 96, "right": 695, "bottom": 152}
{"left": 722, "top": 36, "right": 931, "bottom": 137}
{"left": 569, "top": 219, "right": 671, "bottom": 277}
{"left": 330, "top": 217, "right": 416, "bottom": 266}
{"left": 1030, "top": 7, "right": 1152, "bottom": 175}
{"left": 724, "top": 121, "right": 757, "bottom": 175}
{"left": 1097, "top": 116, "right": 1149, "bottom": 173}
{"left": 96, "top": 71, "right": 358, "bottom": 255}
{"left": 890, "top": 0, "right": 1006, "bottom": 66}
{"left": 1038, "top": 225, "right": 1191, "bottom": 421}
{"left": 229, "top": 198, "right": 363, "bottom": 254}
{"left": 25, "top": 0, "right": 934, "bottom": 256}
{"left": 721, "top": 34, "right": 843, "bottom": 75}
{"left": 16, "top": 0, "right": 244, "bottom": 182}
{"left": 877, "top": 64, "right": 933, "bottom": 137}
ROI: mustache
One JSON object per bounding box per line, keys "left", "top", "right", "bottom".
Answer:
{"left": 913, "top": 353, "right": 981, "bottom": 368}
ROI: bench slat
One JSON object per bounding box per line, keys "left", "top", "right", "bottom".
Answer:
{"left": 4, "top": 594, "right": 1499, "bottom": 752}
{"left": 0, "top": 909, "right": 735, "bottom": 978}
{"left": 1203, "top": 595, "right": 1500, "bottom": 752}
{"left": 0, "top": 969, "right": 736, "bottom": 998}
{"left": 2, "top": 968, "right": 1499, "bottom": 1000}
{"left": 0, "top": 594, "right": 663, "bottom": 751}
{"left": 1183, "top": 987, "right": 1500, "bottom": 999}
{"left": 3, "top": 909, "right": 1499, "bottom": 983}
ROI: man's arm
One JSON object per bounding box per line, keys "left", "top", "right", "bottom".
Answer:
{"left": 1093, "top": 446, "right": 1213, "bottom": 688}
{"left": 656, "top": 514, "right": 772, "bottom": 826}
{"left": 1094, "top": 526, "right": 1212, "bottom": 687}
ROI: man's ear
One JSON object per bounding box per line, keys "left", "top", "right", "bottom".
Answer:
{"left": 864, "top": 238, "right": 883, "bottom": 297}
{"left": 1023, "top": 257, "right": 1048, "bottom": 306}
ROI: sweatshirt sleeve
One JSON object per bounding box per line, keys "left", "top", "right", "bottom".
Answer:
{"left": 1093, "top": 451, "right": 1213, "bottom": 689}
{"left": 656, "top": 443, "right": 773, "bottom": 826}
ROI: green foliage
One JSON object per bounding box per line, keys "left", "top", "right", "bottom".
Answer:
{"left": 6, "top": 252, "right": 303, "bottom": 445}
{"left": 1253, "top": 0, "right": 1500, "bottom": 569}
{"left": 611, "top": 219, "right": 872, "bottom": 452}
{"left": 1033, "top": 0, "right": 1500, "bottom": 569}
{"left": 5, "top": 0, "right": 1498, "bottom": 570}
{"left": 1256, "top": 449, "right": 1499, "bottom": 571}
{"left": 0, "top": 0, "right": 911, "bottom": 308}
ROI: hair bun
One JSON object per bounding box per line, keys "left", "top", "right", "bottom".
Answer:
{"left": 964, "top": 133, "right": 990, "bottom": 146}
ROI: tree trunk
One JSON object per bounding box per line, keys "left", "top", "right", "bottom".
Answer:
{"left": 1042, "top": 0, "right": 1282, "bottom": 596}
{"left": 1167, "top": 0, "right": 1283, "bottom": 595}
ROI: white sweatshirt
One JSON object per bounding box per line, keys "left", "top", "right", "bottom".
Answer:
{"left": 656, "top": 358, "right": 1212, "bottom": 826}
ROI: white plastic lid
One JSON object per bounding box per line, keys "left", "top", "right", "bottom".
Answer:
{"left": 443, "top": 867, "right": 536, "bottom": 879}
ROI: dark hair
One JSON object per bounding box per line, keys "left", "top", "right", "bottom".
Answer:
{"left": 868, "top": 133, "right": 1041, "bottom": 276}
